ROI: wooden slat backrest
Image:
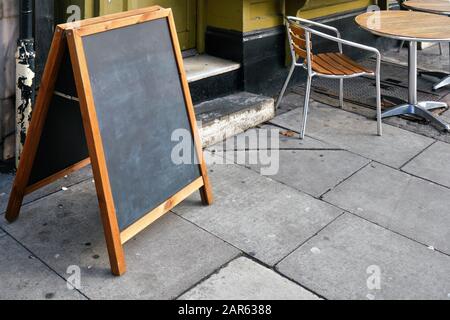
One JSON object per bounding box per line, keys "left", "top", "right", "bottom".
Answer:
{"left": 288, "top": 21, "right": 313, "bottom": 62}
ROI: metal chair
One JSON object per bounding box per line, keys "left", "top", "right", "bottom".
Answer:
{"left": 276, "top": 16, "right": 382, "bottom": 139}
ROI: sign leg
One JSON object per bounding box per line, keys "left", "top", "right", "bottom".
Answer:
{"left": 200, "top": 172, "right": 214, "bottom": 205}
{"left": 5, "top": 28, "right": 67, "bottom": 223}
{"left": 5, "top": 186, "right": 25, "bottom": 222}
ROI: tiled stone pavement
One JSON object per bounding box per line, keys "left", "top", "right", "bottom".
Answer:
{"left": 0, "top": 231, "right": 85, "bottom": 300}
{"left": 402, "top": 141, "right": 450, "bottom": 189}
{"left": 270, "top": 102, "right": 434, "bottom": 169}
{"left": 180, "top": 257, "right": 320, "bottom": 300}
{"left": 173, "top": 160, "right": 343, "bottom": 266}
{"left": 323, "top": 163, "right": 450, "bottom": 255}
{"left": 1, "top": 99, "right": 450, "bottom": 300}
{"left": 277, "top": 214, "right": 450, "bottom": 300}
{"left": 0, "top": 181, "right": 239, "bottom": 300}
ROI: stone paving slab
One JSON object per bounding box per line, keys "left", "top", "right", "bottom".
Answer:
{"left": 277, "top": 214, "right": 450, "bottom": 300}
{"left": 180, "top": 257, "right": 320, "bottom": 300}
{"left": 207, "top": 125, "right": 365, "bottom": 198}
{"left": 0, "top": 165, "right": 93, "bottom": 215}
{"left": 0, "top": 180, "right": 239, "bottom": 300}
{"left": 0, "top": 172, "right": 14, "bottom": 213}
{"left": 225, "top": 149, "right": 370, "bottom": 198}
{"left": 206, "top": 124, "right": 368, "bottom": 197}
{"left": 207, "top": 124, "right": 337, "bottom": 152}
{"left": 173, "top": 159, "right": 343, "bottom": 266}
{"left": 323, "top": 163, "right": 450, "bottom": 255}
{"left": 0, "top": 232, "right": 86, "bottom": 300}
{"left": 402, "top": 141, "right": 450, "bottom": 188}
{"left": 270, "top": 102, "right": 434, "bottom": 168}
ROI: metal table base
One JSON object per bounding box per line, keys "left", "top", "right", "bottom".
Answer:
{"left": 382, "top": 41, "right": 450, "bottom": 132}
{"left": 420, "top": 72, "right": 450, "bottom": 91}
{"left": 419, "top": 44, "right": 450, "bottom": 91}
{"left": 382, "top": 101, "right": 450, "bottom": 130}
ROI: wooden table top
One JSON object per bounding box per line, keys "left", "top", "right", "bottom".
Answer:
{"left": 355, "top": 11, "right": 450, "bottom": 41}
{"left": 403, "top": 0, "right": 450, "bottom": 15}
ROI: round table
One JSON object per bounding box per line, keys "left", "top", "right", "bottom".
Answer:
{"left": 403, "top": 0, "right": 450, "bottom": 90}
{"left": 356, "top": 11, "right": 450, "bottom": 131}
{"left": 403, "top": 0, "right": 450, "bottom": 15}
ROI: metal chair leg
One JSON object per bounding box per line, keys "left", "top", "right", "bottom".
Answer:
{"left": 398, "top": 40, "right": 405, "bottom": 53}
{"left": 300, "top": 75, "right": 312, "bottom": 140}
{"left": 376, "top": 74, "right": 382, "bottom": 136}
{"left": 339, "top": 79, "right": 344, "bottom": 108}
{"left": 275, "top": 63, "right": 296, "bottom": 109}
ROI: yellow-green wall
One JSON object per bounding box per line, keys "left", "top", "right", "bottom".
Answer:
{"left": 56, "top": 0, "right": 377, "bottom": 49}
{"left": 207, "top": 0, "right": 375, "bottom": 33}
{"left": 296, "top": 0, "right": 374, "bottom": 19}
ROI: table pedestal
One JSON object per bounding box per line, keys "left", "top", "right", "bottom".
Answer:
{"left": 382, "top": 41, "right": 450, "bottom": 131}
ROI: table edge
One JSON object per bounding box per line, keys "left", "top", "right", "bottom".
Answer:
{"left": 402, "top": 1, "right": 450, "bottom": 16}
{"left": 355, "top": 12, "right": 450, "bottom": 42}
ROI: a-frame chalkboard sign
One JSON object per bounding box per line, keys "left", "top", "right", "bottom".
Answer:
{"left": 5, "top": 6, "right": 213, "bottom": 276}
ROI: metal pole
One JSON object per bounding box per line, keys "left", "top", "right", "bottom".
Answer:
{"left": 16, "top": 0, "right": 35, "bottom": 168}
{"left": 408, "top": 41, "right": 418, "bottom": 105}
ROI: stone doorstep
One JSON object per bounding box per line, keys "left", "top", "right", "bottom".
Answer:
{"left": 184, "top": 54, "right": 241, "bottom": 83}
{"left": 196, "top": 92, "right": 275, "bottom": 148}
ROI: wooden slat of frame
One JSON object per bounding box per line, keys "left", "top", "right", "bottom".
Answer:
{"left": 289, "top": 23, "right": 306, "bottom": 38}
{"left": 166, "top": 10, "right": 214, "bottom": 205}
{"left": 332, "top": 53, "right": 373, "bottom": 74}
{"left": 67, "top": 29, "right": 126, "bottom": 276}
{"left": 323, "top": 53, "right": 358, "bottom": 75}
{"left": 291, "top": 33, "right": 309, "bottom": 51}
{"left": 5, "top": 27, "right": 67, "bottom": 223}
{"left": 311, "top": 62, "right": 333, "bottom": 75}
{"left": 25, "top": 158, "right": 91, "bottom": 195}
{"left": 120, "top": 177, "right": 205, "bottom": 244}
{"left": 292, "top": 43, "right": 308, "bottom": 59}
{"left": 75, "top": 8, "right": 170, "bottom": 36}
{"left": 315, "top": 54, "right": 353, "bottom": 75}
{"left": 312, "top": 56, "right": 338, "bottom": 75}
{"left": 58, "top": 5, "right": 163, "bottom": 30}
{"left": 322, "top": 53, "right": 359, "bottom": 75}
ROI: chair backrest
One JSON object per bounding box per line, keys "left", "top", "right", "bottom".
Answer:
{"left": 286, "top": 19, "right": 313, "bottom": 65}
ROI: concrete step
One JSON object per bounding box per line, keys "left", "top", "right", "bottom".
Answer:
{"left": 185, "top": 54, "right": 241, "bottom": 83}
{"left": 184, "top": 54, "right": 242, "bottom": 104}
{"left": 195, "top": 92, "right": 275, "bottom": 148}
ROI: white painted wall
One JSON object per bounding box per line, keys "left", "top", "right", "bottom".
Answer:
{"left": 0, "top": 0, "right": 19, "bottom": 161}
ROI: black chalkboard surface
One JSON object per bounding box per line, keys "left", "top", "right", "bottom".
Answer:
{"left": 82, "top": 18, "right": 201, "bottom": 231}
{"left": 29, "top": 50, "right": 88, "bottom": 186}
{"left": 6, "top": 6, "right": 213, "bottom": 276}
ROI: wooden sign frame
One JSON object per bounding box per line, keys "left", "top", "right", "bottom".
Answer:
{"left": 5, "top": 6, "right": 213, "bottom": 276}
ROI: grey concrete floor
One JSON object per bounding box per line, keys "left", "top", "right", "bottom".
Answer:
{"left": 1, "top": 52, "right": 450, "bottom": 300}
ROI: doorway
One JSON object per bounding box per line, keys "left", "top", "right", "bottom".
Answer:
{"left": 100, "top": 0, "right": 198, "bottom": 51}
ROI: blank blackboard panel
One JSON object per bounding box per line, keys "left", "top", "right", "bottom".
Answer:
{"left": 54, "top": 49, "right": 79, "bottom": 98}
{"left": 29, "top": 50, "right": 89, "bottom": 186}
{"left": 82, "top": 18, "right": 201, "bottom": 231}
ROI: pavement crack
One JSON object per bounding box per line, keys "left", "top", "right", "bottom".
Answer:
{"left": 273, "top": 211, "right": 347, "bottom": 268}
{"left": 319, "top": 160, "right": 374, "bottom": 199}
{"left": 399, "top": 139, "right": 437, "bottom": 170}
{"left": 0, "top": 225, "right": 91, "bottom": 300}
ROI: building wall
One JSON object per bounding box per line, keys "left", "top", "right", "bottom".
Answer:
{"left": 293, "top": 0, "right": 373, "bottom": 18}
{"left": 0, "top": 0, "right": 19, "bottom": 161}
